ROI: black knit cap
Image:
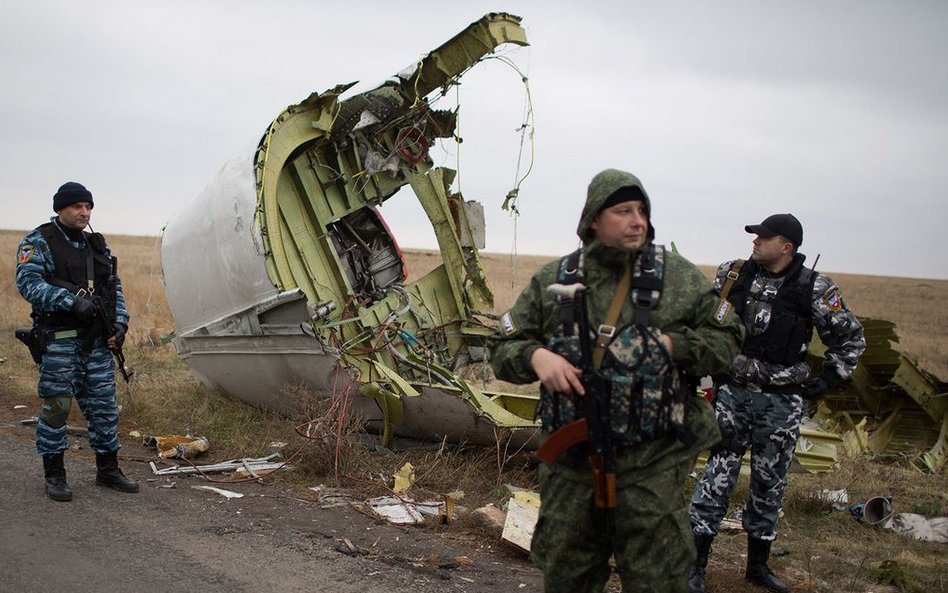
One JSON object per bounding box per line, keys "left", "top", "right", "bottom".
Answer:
{"left": 598, "top": 185, "right": 647, "bottom": 214}
{"left": 53, "top": 181, "right": 94, "bottom": 212}
{"left": 745, "top": 213, "right": 803, "bottom": 247}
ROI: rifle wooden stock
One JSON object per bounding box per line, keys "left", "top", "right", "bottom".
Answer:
{"left": 536, "top": 419, "right": 589, "bottom": 465}
{"left": 537, "top": 420, "right": 618, "bottom": 509}
{"left": 590, "top": 456, "right": 618, "bottom": 509}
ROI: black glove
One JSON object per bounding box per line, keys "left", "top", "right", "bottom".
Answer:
{"left": 111, "top": 323, "right": 127, "bottom": 350}
{"left": 72, "top": 297, "right": 96, "bottom": 325}
{"left": 802, "top": 371, "right": 841, "bottom": 401}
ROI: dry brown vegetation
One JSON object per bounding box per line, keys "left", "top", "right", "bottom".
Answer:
{"left": 2, "top": 229, "right": 946, "bottom": 593}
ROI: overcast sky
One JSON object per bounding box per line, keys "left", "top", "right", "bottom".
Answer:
{"left": 3, "top": 1, "right": 946, "bottom": 280}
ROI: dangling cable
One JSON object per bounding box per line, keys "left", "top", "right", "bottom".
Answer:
{"left": 483, "top": 50, "right": 535, "bottom": 292}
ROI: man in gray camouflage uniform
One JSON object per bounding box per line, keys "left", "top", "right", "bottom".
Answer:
{"left": 16, "top": 181, "right": 139, "bottom": 501}
{"left": 687, "top": 213, "right": 865, "bottom": 593}
{"left": 490, "top": 169, "right": 743, "bottom": 593}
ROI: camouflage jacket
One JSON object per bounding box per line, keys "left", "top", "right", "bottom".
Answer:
{"left": 490, "top": 239, "right": 744, "bottom": 387}
{"left": 716, "top": 256, "right": 865, "bottom": 388}
{"left": 16, "top": 217, "right": 129, "bottom": 327}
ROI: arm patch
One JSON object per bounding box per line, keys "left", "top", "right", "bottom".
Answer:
{"left": 17, "top": 244, "right": 35, "bottom": 264}
{"left": 823, "top": 289, "right": 842, "bottom": 311}
{"left": 499, "top": 311, "right": 518, "bottom": 336}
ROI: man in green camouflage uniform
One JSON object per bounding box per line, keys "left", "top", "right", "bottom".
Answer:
{"left": 489, "top": 169, "right": 744, "bottom": 593}
{"left": 687, "top": 214, "right": 866, "bottom": 593}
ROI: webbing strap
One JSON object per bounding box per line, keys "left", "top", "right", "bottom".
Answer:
{"left": 713, "top": 259, "right": 745, "bottom": 325}
{"left": 592, "top": 263, "right": 632, "bottom": 370}
{"left": 720, "top": 259, "right": 745, "bottom": 301}
{"left": 84, "top": 245, "right": 95, "bottom": 292}
{"left": 556, "top": 249, "right": 584, "bottom": 337}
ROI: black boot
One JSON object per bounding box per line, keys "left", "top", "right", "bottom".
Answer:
{"left": 43, "top": 452, "right": 73, "bottom": 502}
{"left": 95, "top": 451, "right": 140, "bottom": 493}
{"left": 687, "top": 533, "right": 714, "bottom": 593}
{"left": 746, "top": 536, "right": 789, "bottom": 593}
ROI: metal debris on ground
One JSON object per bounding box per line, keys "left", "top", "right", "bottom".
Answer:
{"left": 149, "top": 453, "right": 286, "bottom": 476}
{"left": 365, "top": 495, "right": 454, "bottom": 525}
{"left": 368, "top": 496, "right": 425, "bottom": 524}
{"left": 849, "top": 496, "right": 894, "bottom": 525}
{"left": 813, "top": 317, "right": 947, "bottom": 472}
{"left": 191, "top": 485, "right": 244, "bottom": 499}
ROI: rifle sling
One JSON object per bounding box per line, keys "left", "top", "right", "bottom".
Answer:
{"left": 592, "top": 263, "right": 632, "bottom": 370}
{"left": 713, "top": 259, "right": 745, "bottom": 325}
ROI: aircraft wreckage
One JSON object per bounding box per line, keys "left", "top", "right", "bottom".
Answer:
{"left": 161, "top": 13, "right": 947, "bottom": 471}
{"left": 161, "top": 13, "right": 539, "bottom": 448}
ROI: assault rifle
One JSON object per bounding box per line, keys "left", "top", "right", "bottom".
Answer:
{"left": 112, "top": 347, "right": 135, "bottom": 384}
{"left": 536, "top": 282, "right": 617, "bottom": 510}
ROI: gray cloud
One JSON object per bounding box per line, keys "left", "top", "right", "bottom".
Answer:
{"left": 2, "top": 1, "right": 945, "bottom": 279}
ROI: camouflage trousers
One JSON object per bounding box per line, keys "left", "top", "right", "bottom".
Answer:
{"left": 36, "top": 337, "right": 120, "bottom": 456}
{"left": 532, "top": 452, "right": 694, "bottom": 593}
{"left": 689, "top": 382, "right": 803, "bottom": 540}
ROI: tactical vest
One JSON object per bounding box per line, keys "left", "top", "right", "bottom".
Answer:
{"left": 33, "top": 222, "right": 118, "bottom": 329}
{"left": 729, "top": 255, "right": 816, "bottom": 366}
{"left": 538, "top": 244, "right": 691, "bottom": 447}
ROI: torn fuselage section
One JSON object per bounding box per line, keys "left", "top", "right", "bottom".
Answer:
{"left": 162, "top": 13, "right": 538, "bottom": 448}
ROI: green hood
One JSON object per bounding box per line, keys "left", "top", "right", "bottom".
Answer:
{"left": 577, "top": 168, "right": 654, "bottom": 244}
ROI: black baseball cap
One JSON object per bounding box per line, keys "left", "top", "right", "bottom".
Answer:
{"left": 745, "top": 213, "right": 803, "bottom": 247}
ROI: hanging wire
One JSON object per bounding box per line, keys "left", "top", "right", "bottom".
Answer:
{"left": 487, "top": 53, "right": 535, "bottom": 216}
{"left": 481, "top": 50, "right": 535, "bottom": 292}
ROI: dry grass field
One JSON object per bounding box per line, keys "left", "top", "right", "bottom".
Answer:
{"left": 2, "top": 229, "right": 946, "bottom": 592}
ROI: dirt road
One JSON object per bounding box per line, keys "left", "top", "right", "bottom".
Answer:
{"left": 0, "top": 422, "right": 542, "bottom": 593}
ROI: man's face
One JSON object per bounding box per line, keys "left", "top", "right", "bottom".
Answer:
{"left": 751, "top": 234, "right": 793, "bottom": 267}
{"left": 589, "top": 200, "right": 649, "bottom": 250}
{"left": 57, "top": 202, "right": 93, "bottom": 230}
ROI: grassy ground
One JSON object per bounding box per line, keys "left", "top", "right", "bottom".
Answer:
{"left": 2, "top": 229, "right": 946, "bottom": 592}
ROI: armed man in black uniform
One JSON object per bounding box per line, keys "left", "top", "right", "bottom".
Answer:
{"left": 688, "top": 213, "right": 865, "bottom": 593}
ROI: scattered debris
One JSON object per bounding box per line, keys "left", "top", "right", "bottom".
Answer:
{"left": 817, "top": 489, "right": 850, "bottom": 512}
{"left": 883, "top": 513, "right": 948, "bottom": 543}
{"left": 502, "top": 495, "right": 539, "bottom": 552}
{"left": 191, "top": 485, "right": 244, "bottom": 499}
{"left": 368, "top": 496, "right": 425, "bottom": 525}
{"left": 393, "top": 462, "right": 415, "bottom": 494}
{"left": 143, "top": 434, "right": 210, "bottom": 459}
{"left": 267, "top": 441, "right": 288, "bottom": 455}
{"left": 442, "top": 491, "right": 464, "bottom": 524}
{"left": 150, "top": 453, "right": 285, "bottom": 476}
{"left": 365, "top": 495, "right": 453, "bottom": 525}
{"left": 334, "top": 537, "right": 364, "bottom": 556}
{"left": 13, "top": 404, "right": 26, "bottom": 410}
{"left": 850, "top": 496, "right": 894, "bottom": 525}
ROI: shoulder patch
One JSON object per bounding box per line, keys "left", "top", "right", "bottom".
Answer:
{"left": 713, "top": 297, "right": 733, "bottom": 325}
{"left": 823, "top": 289, "right": 842, "bottom": 311}
{"left": 499, "top": 311, "right": 518, "bottom": 336}
{"left": 17, "top": 244, "right": 35, "bottom": 264}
